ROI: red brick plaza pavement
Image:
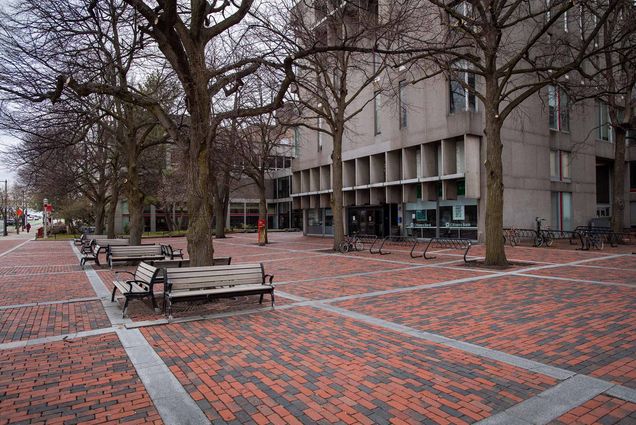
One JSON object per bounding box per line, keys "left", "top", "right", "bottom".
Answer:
{"left": 0, "top": 233, "right": 635, "bottom": 424}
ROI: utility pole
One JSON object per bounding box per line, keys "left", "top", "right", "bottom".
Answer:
{"left": 2, "top": 180, "right": 7, "bottom": 237}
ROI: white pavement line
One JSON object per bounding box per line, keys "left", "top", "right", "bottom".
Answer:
{"left": 0, "top": 327, "right": 116, "bottom": 351}
{"left": 572, "top": 263, "right": 636, "bottom": 272}
{"left": 70, "top": 242, "right": 131, "bottom": 326}
{"left": 116, "top": 328, "right": 210, "bottom": 425}
{"left": 513, "top": 272, "right": 635, "bottom": 289}
{"left": 475, "top": 375, "right": 613, "bottom": 425}
{"left": 0, "top": 239, "right": 31, "bottom": 257}
{"left": 606, "top": 385, "right": 636, "bottom": 403}
{"left": 0, "top": 297, "right": 101, "bottom": 311}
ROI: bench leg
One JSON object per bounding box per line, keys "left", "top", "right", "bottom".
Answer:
{"left": 271, "top": 292, "right": 275, "bottom": 308}
{"left": 150, "top": 295, "right": 158, "bottom": 312}
{"left": 122, "top": 298, "right": 129, "bottom": 318}
{"left": 111, "top": 286, "right": 117, "bottom": 302}
{"left": 259, "top": 294, "right": 264, "bottom": 304}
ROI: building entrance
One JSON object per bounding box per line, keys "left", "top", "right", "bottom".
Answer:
{"left": 347, "top": 205, "right": 397, "bottom": 237}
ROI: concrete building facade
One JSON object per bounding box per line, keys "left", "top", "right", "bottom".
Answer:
{"left": 290, "top": 65, "right": 635, "bottom": 240}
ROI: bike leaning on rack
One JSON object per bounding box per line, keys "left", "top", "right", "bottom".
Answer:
{"left": 534, "top": 217, "right": 554, "bottom": 247}
{"left": 338, "top": 233, "right": 364, "bottom": 253}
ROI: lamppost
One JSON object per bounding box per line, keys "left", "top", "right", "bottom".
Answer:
{"left": 2, "top": 180, "right": 7, "bottom": 237}
{"left": 43, "top": 198, "right": 48, "bottom": 239}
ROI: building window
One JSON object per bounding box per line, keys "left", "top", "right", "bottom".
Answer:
{"left": 551, "top": 192, "right": 573, "bottom": 231}
{"left": 548, "top": 85, "right": 569, "bottom": 131}
{"left": 598, "top": 101, "right": 612, "bottom": 142}
{"left": 399, "top": 81, "right": 407, "bottom": 128}
{"left": 550, "top": 150, "right": 571, "bottom": 181}
{"left": 449, "top": 1, "right": 473, "bottom": 26}
{"left": 449, "top": 63, "right": 476, "bottom": 113}
{"left": 374, "top": 91, "right": 381, "bottom": 135}
{"left": 317, "top": 117, "right": 323, "bottom": 151}
{"left": 293, "top": 127, "right": 300, "bottom": 157}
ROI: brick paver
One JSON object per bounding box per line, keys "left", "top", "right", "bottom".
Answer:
{"left": 143, "top": 307, "right": 557, "bottom": 424}
{"left": 0, "top": 301, "right": 110, "bottom": 343}
{"left": 279, "top": 266, "right": 483, "bottom": 300}
{"left": 0, "top": 272, "right": 97, "bottom": 306}
{"left": 265, "top": 255, "right": 406, "bottom": 282}
{"left": 335, "top": 275, "right": 636, "bottom": 388}
{"left": 1, "top": 234, "right": 634, "bottom": 424}
{"left": 0, "top": 240, "right": 28, "bottom": 255}
{"left": 0, "top": 333, "right": 162, "bottom": 424}
{"left": 549, "top": 394, "right": 636, "bottom": 424}
{"left": 0, "top": 264, "right": 82, "bottom": 276}
{"left": 527, "top": 264, "right": 636, "bottom": 285}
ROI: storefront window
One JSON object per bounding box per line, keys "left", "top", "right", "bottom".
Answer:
{"left": 229, "top": 202, "right": 244, "bottom": 228}
{"left": 245, "top": 203, "right": 259, "bottom": 228}
{"left": 405, "top": 198, "right": 477, "bottom": 239}
{"left": 307, "top": 208, "right": 322, "bottom": 234}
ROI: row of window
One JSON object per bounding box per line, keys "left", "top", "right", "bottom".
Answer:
{"left": 371, "top": 73, "right": 477, "bottom": 137}
{"left": 311, "top": 81, "right": 628, "bottom": 152}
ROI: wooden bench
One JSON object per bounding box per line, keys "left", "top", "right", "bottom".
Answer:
{"left": 151, "top": 257, "right": 232, "bottom": 268}
{"left": 161, "top": 244, "right": 184, "bottom": 260}
{"left": 107, "top": 245, "right": 166, "bottom": 268}
{"left": 74, "top": 233, "right": 107, "bottom": 246}
{"left": 163, "top": 263, "right": 274, "bottom": 318}
{"left": 111, "top": 262, "right": 162, "bottom": 317}
{"left": 411, "top": 237, "right": 474, "bottom": 263}
{"left": 80, "top": 243, "right": 102, "bottom": 267}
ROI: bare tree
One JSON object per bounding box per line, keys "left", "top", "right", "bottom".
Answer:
{"left": 281, "top": 0, "right": 425, "bottom": 249}
{"left": 408, "top": 0, "right": 626, "bottom": 265}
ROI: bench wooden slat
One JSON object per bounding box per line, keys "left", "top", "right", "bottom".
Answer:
{"left": 111, "top": 262, "right": 161, "bottom": 317}
{"left": 163, "top": 263, "right": 273, "bottom": 318}
{"left": 167, "top": 284, "right": 274, "bottom": 299}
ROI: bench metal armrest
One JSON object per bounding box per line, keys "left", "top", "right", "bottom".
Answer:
{"left": 263, "top": 274, "right": 274, "bottom": 285}
{"left": 114, "top": 271, "right": 136, "bottom": 280}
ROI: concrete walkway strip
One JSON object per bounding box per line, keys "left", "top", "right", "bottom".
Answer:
{"left": 476, "top": 375, "right": 613, "bottom": 425}
{"left": 513, "top": 272, "right": 635, "bottom": 289}
{"left": 0, "top": 327, "right": 116, "bottom": 351}
{"left": 0, "top": 297, "right": 101, "bottom": 311}
{"left": 69, "top": 242, "right": 131, "bottom": 326}
{"left": 0, "top": 239, "right": 31, "bottom": 257}
{"left": 116, "top": 328, "right": 209, "bottom": 425}
{"left": 317, "top": 303, "right": 576, "bottom": 381}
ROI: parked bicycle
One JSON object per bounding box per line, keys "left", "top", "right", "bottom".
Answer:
{"left": 338, "top": 233, "right": 364, "bottom": 253}
{"left": 534, "top": 217, "right": 554, "bottom": 247}
{"left": 503, "top": 227, "right": 521, "bottom": 247}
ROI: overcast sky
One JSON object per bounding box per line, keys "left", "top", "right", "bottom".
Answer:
{"left": 0, "top": 132, "right": 19, "bottom": 184}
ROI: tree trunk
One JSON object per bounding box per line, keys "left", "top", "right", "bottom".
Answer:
{"left": 185, "top": 148, "right": 214, "bottom": 265}
{"left": 214, "top": 195, "right": 226, "bottom": 238}
{"left": 331, "top": 124, "right": 345, "bottom": 251}
{"left": 611, "top": 127, "right": 626, "bottom": 235}
{"left": 125, "top": 154, "right": 144, "bottom": 244}
{"left": 483, "top": 77, "right": 507, "bottom": 266}
{"left": 214, "top": 172, "right": 230, "bottom": 238}
{"left": 106, "top": 183, "right": 119, "bottom": 238}
{"left": 258, "top": 180, "right": 268, "bottom": 245}
{"left": 93, "top": 199, "right": 106, "bottom": 235}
